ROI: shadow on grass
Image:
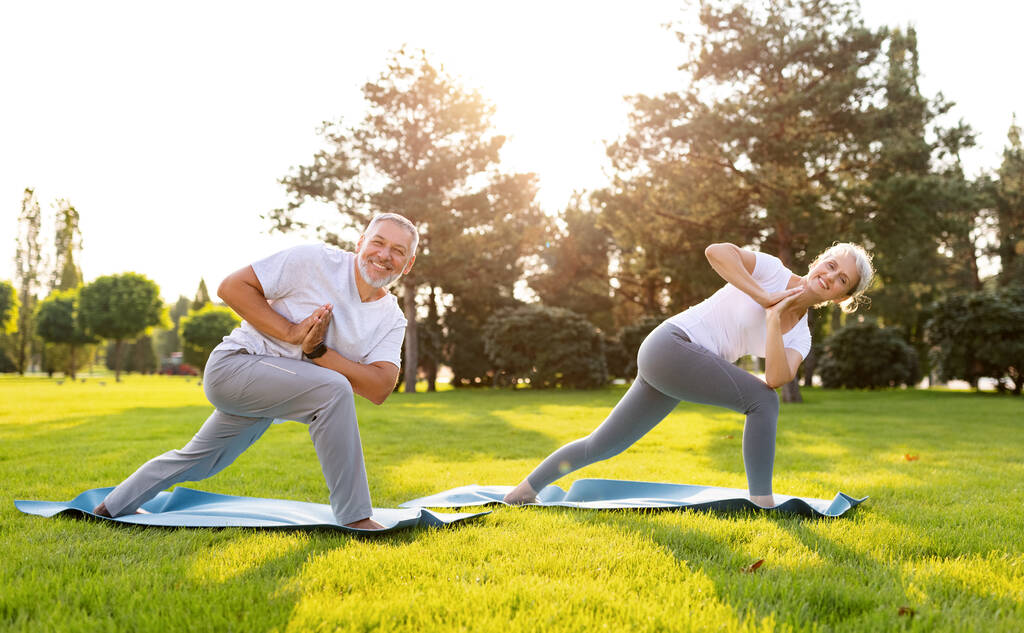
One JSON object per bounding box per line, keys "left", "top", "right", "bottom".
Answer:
{"left": 555, "top": 506, "right": 984, "bottom": 630}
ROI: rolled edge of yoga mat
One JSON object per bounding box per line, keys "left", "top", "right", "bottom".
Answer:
{"left": 15, "top": 487, "right": 490, "bottom": 533}
{"left": 399, "top": 478, "right": 868, "bottom": 519}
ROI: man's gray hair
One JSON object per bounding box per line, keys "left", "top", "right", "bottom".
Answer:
{"left": 364, "top": 213, "right": 419, "bottom": 256}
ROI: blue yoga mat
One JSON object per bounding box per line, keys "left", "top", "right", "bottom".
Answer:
{"left": 15, "top": 487, "right": 489, "bottom": 533}
{"left": 400, "top": 479, "right": 866, "bottom": 518}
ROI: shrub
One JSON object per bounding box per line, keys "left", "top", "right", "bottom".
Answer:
{"left": 818, "top": 322, "right": 919, "bottom": 389}
{"left": 926, "top": 287, "right": 1024, "bottom": 394}
{"left": 617, "top": 316, "right": 664, "bottom": 379}
{"left": 482, "top": 305, "right": 606, "bottom": 389}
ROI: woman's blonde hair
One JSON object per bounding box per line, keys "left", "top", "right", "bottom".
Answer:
{"left": 809, "top": 242, "right": 875, "bottom": 313}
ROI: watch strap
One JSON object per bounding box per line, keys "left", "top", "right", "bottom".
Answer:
{"left": 303, "top": 342, "right": 328, "bottom": 359}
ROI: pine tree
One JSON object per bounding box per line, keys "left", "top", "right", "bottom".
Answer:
{"left": 192, "top": 278, "right": 211, "bottom": 311}
{"left": 51, "top": 199, "right": 83, "bottom": 292}
{"left": 14, "top": 188, "right": 44, "bottom": 374}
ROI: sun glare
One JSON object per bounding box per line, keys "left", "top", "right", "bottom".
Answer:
{"left": 423, "top": 4, "right": 686, "bottom": 211}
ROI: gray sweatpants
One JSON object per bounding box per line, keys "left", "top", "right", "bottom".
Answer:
{"left": 101, "top": 346, "right": 372, "bottom": 524}
{"left": 526, "top": 321, "right": 780, "bottom": 496}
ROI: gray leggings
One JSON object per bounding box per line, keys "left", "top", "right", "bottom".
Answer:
{"left": 526, "top": 321, "right": 781, "bottom": 496}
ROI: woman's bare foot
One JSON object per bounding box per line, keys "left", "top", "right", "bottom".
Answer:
{"left": 749, "top": 494, "right": 776, "bottom": 509}
{"left": 344, "top": 517, "right": 385, "bottom": 530}
{"left": 93, "top": 502, "right": 111, "bottom": 517}
{"left": 503, "top": 480, "right": 538, "bottom": 505}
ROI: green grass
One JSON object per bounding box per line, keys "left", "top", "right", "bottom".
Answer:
{"left": 2, "top": 375, "right": 1022, "bottom": 632}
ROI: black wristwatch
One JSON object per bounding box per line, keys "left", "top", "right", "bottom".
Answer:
{"left": 303, "top": 342, "right": 328, "bottom": 359}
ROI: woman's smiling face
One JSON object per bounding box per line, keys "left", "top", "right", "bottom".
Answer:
{"left": 804, "top": 252, "right": 860, "bottom": 303}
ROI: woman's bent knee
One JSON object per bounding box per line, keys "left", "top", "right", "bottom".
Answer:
{"left": 749, "top": 386, "right": 780, "bottom": 418}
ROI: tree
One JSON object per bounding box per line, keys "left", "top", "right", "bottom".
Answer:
{"left": 995, "top": 116, "right": 1024, "bottom": 286}
{"left": 603, "top": 0, "right": 892, "bottom": 402}
{"left": 0, "top": 281, "right": 17, "bottom": 372}
{"left": 34, "top": 289, "right": 95, "bottom": 379}
{"left": 14, "top": 188, "right": 45, "bottom": 374}
{"left": 191, "top": 278, "right": 211, "bottom": 311}
{"left": 50, "top": 198, "right": 83, "bottom": 292}
{"left": 529, "top": 196, "right": 616, "bottom": 332}
{"left": 0, "top": 281, "right": 17, "bottom": 334}
{"left": 270, "top": 48, "right": 543, "bottom": 393}
{"left": 79, "top": 273, "right": 165, "bottom": 382}
{"left": 858, "top": 28, "right": 986, "bottom": 377}
{"left": 179, "top": 305, "right": 240, "bottom": 372}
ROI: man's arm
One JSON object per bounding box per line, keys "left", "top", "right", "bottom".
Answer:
{"left": 312, "top": 353, "right": 399, "bottom": 406}
{"left": 217, "top": 265, "right": 325, "bottom": 346}
{"left": 299, "top": 310, "right": 399, "bottom": 405}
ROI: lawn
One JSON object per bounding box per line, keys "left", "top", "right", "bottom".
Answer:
{"left": 1, "top": 375, "right": 1022, "bottom": 632}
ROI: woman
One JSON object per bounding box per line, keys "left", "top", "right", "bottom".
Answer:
{"left": 504, "top": 242, "right": 874, "bottom": 508}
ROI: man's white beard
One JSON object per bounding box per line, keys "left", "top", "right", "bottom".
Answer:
{"left": 357, "top": 253, "right": 402, "bottom": 289}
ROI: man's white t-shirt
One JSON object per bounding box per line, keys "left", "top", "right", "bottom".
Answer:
{"left": 667, "top": 251, "right": 812, "bottom": 363}
{"left": 220, "top": 245, "right": 406, "bottom": 367}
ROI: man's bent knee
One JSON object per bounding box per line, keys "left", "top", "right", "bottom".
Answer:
{"left": 321, "top": 372, "right": 354, "bottom": 403}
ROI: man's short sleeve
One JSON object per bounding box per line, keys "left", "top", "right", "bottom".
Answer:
{"left": 364, "top": 321, "right": 406, "bottom": 367}
{"left": 251, "top": 245, "right": 314, "bottom": 300}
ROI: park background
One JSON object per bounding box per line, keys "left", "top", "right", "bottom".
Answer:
{"left": 2, "top": 2, "right": 1023, "bottom": 631}
{"left": 2, "top": 0, "right": 1022, "bottom": 396}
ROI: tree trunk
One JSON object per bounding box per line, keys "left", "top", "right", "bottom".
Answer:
{"left": 69, "top": 344, "right": 77, "bottom": 380}
{"left": 781, "top": 377, "right": 803, "bottom": 403}
{"left": 115, "top": 339, "right": 124, "bottom": 383}
{"left": 16, "top": 329, "right": 28, "bottom": 375}
{"left": 402, "top": 278, "right": 418, "bottom": 393}
{"left": 425, "top": 286, "right": 438, "bottom": 392}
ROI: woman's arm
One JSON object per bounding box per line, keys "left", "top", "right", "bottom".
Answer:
{"left": 705, "top": 244, "right": 797, "bottom": 308}
{"left": 763, "top": 292, "right": 805, "bottom": 388}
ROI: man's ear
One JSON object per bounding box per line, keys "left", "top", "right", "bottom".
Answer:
{"left": 402, "top": 254, "right": 416, "bottom": 275}
{"left": 355, "top": 234, "right": 365, "bottom": 251}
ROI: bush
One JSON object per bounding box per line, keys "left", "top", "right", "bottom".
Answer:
{"left": 617, "top": 316, "right": 663, "bottom": 379}
{"left": 818, "top": 322, "right": 919, "bottom": 389}
{"left": 482, "top": 305, "right": 607, "bottom": 389}
{"left": 926, "top": 287, "right": 1024, "bottom": 394}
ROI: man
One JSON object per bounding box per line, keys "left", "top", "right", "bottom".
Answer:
{"left": 94, "top": 213, "right": 418, "bottom": 530}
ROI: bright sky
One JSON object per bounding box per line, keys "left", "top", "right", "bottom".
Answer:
{"left": 2, "top": 1, "right": 1021, "bottom": 302}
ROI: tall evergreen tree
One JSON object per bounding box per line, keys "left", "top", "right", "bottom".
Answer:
{"left": 51, "top": 198, "right": 83, "bottom": 292}
{"left": 271, "top": 49, "right": 543, "bottom": 392}
{"left": 995, "top": 116, "right": 1024, "bottom": 286}
{"left": 14, "top": 188, "right": 45, "bottom": 374}
{"left": 192, "top": 278, "right": 211, "bottom": 311}
{"left": 858, "top": 28, "right": 985, "bottom": 374}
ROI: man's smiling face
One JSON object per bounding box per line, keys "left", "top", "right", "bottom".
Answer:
{"left": 355, "top": 220, "right": 415, "bottom": 289}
